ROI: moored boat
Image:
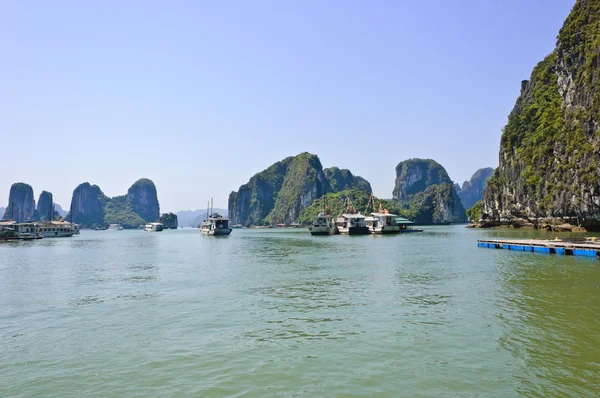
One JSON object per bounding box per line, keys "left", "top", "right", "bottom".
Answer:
{"left": 201, "top": 213, "right": 232, "bottom": 236}
{"left": 201, "top": 198, "right": 232, "bottom": 236}
{"left": 108, "top": 224, "right": 124, "bottom": 231}
{"left": 144, "top": 222, "right": 164, "bottom": 232}
{"left": 335, "top": 197, "right": 369, "bottom": 235}
{"left": 309, "top": 212, "right": 338, "bottom": 235}
{"left": 37, "top": 221, "right": 79, "bottom": 237}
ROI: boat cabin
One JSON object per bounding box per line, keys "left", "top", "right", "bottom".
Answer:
{"left": 336, "top": 213, "right": 367, "bottom": 229}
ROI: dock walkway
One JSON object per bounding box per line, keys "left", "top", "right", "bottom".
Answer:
{"left": 477, "top": 238, "right": 600, "bottom": 258}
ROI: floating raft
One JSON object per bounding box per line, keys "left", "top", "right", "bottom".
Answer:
{"left": 477, "top": 238, "right": 600, "bottom": 258}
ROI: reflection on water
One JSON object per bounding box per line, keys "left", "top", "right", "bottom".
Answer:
{"left": 1, "top": 227, "right": 600, "bottom": 396}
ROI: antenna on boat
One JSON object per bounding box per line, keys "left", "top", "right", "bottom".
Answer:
{"left": 206, "top": 200, "right": 209, "bottom": 222}
{"left": 211, "top": 198, "right": 213, "bottom": 216}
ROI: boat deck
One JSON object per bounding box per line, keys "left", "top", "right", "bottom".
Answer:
{"left": 477, "top": 238, "right": 600, "bottom": 258}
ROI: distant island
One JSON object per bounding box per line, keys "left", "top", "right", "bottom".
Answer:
{"left": 228, "top": 153, "right": 489, "bottom": 227}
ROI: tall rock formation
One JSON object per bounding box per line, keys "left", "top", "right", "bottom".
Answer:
{"left": 3, "top": 183, "right": 36, "bottom": 222}
{"left": 393, "top": 159, "right": 467, "bottom": 224}
{"left": 228, "top": 153, "right": 372, "bottom": 226}
{"left": 127, "top": 178, "right": 160, "bottom": 222}
{"left": 482, "top": 0, "right": 600, "bottom": 230}
{"left": 67, "top": 178, "right": 160, "bottom": 228}
{"left": 456, "top": 168, "right": 494, "bottom": 210}
{"left": 159, "top": 213, "right": 178, "bottom": 229}
{"left": 69, "top": 183, "right": 106, "bottom": 226}
{"left": 37, "top": 191, "right": 55, "bottom": 221}
{"left": 323, "top": 167, "right": 372, "bottom": 193}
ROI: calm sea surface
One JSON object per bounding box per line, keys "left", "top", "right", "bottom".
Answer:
{"left": 1, "top": 226, "right": 599, "bottom": 397}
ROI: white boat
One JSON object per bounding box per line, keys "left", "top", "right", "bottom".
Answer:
{"left": 309, "top": 212, "right": 338, "bottom": 235}
{"left": 335, "top": 213, "right": 370, "bottom": 235}
{"left": 108, "top": 224, "right": 124, "bottom": 231}
{"left": 365, "top": 211, "right": 402, "bottom": 234}
{"left": 201, "top": 214, "right": 232, "bottom": 236}
{"left": 144, "top": 222, "right": 164, "bottom": 232}
{"left": 36, "top": 221, "right": 78, "bottom": 238}
{"left": 201, "top": 198, "right": 232, "bottom": 236}
{"left": 335, "top": 197, "right": 370, "bottom": 235}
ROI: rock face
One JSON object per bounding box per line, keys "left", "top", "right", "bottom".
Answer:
{"left": 127, "top": 178, "right": 160, "bottom": 222}
{"left": 393, "top": 159, "right": 467, "bottom": 224}
{"left": 37, "top": 191, "right": 55, "bottom": 221}
{"left": 323, "top": 167, "right": 372, "bottom": 193}
{"left": 229, "top": 153, "right": 372, "bottom": 226}
{"left": 68, "top": 178, "right": 160, "bottom": 228}
{"left": 159, "top": 213, "right": 178, "bottom": 229}
{"left": 481, "top": 0, "right": 600, "bottom": 230}
{"left": 3, "top": 183, "right": 36, "bottom": 222}
{"left": 69, "top": 183, "right": 106, "bottom": 226}
{"left": 54, "top": 203, "right": 68, "bottom": 218}
{"left": 456, "top": 168, "right": 494, "bottom": 210}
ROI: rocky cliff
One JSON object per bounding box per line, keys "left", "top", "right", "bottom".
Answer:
{"left": 37, "top": 191, "right": 56, "bottom": 221}
{"left": 457, "top": 168, "right": 494, "bottom": 210}
{"left": 481, "top": 0, "right": 600, "bottom": 230}
{"left": 3, "top": 183, "right": 36, "bottom": 222}
{"left": 323, "top": 167, "right": 372, "bottom": 193}
{"left": 159, "top": 213, "right": 178, "bottom": 229}
{"left": 392, "top": 159, "right": 467, "bottom": 224}
{"left": 127, "top": 178, "right": 160, "bottom": 222}
{"left": 229, "top": 153, "right": 372, "bottom": 226}
{"left": 68, "top": 178, "right": 160, "bottom": 228}
{"left": 69, "top": 183, "right": 107, "bottom": 226}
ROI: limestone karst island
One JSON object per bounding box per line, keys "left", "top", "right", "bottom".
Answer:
{"left": 2, "top": 1, "right": 600, "bottom": 396}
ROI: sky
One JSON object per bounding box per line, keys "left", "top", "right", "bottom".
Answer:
{"left": 0, "top": 0, "right": 575, "bottom": 212}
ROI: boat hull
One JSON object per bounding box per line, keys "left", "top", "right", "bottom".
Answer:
{"left": 201, "top": 228, "right": 232, "bottom": 236}
{"left": 40, "top": 231, "right": 77, "bottom": 238}
{"left": 372, "top": 226, "right": 401, "bottom": 234}
{"left": 309, "top": 225, "right": 337, "bottom": 235}
{"left": 339, "top": 226, "right": 370, "bottom": 235}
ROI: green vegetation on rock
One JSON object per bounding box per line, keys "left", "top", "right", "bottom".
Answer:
{"left": 323, "top": 167, "right": 372, "bottom": 193}
{"left": 229, "top": 153, "right": 373, "bottom": 226}
{"left": 466, "top": 200, "right": 483, "bottom": 222}
{"left": 159, "top": 212, "right": 178, "bottom": 229}
{"left": 68, "top": 179, "right": 160, "bottom": 228}
{"left": 297, "top": 189, "right": 401, "bottom": 225}
{"left": 483, "top": 0, "right": 600, "bottom": 227}
{"left": 104, "top": 195, "right": 146, "bottom": 228}
{"left": 393, "top": 159, "right": 467, "bottom": 224}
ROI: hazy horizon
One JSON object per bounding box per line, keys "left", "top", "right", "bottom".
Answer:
{"left": 1, "top": 0, "right": 574, "bottom": 212}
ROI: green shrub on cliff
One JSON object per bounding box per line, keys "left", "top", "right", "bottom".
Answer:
{"left": 104, "top": 195, "right": 145, "bottom": 228}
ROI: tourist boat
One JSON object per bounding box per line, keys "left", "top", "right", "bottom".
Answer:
{"left": 144, "top": 222, "right": 164, "bottom": 232}
{"left": 309, "top": 212, "right": 338, "bottom": 235}
{"left": 364, "top": 201, "right": 402, "bottom": 234}
{"left": 37, "top": 221, "right": 79, "bottom": 237}
{"left": 201, "top": 198, "right": 232, "bottom": 236}
{"left": 365, "top": 211, "right": 402, "bottom": 234}
{"left": 335, "top": 197, "right": 369, "bottom": 235}
{"left": 201, "top": 213, "right": 232, "bottom": 236}
{"left": 108, "top": 224, "right": 124, "bottom": 231}
{"left": 0, "top": 221, "right": 42, "bottom": 239}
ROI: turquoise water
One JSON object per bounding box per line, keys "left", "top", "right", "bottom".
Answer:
{"left": 1, "top": 226, "right": 599, "bottom": 397}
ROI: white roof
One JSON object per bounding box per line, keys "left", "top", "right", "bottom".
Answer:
{"left": 342, "top": 213, "right": 365, "bottom": 219}
{"left": 371, "top": 212, "right": 398, "bottom": 217}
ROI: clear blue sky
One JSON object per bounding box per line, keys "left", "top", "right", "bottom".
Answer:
{"left": 0, "top": 0, "right": 575, "bottom": 212}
